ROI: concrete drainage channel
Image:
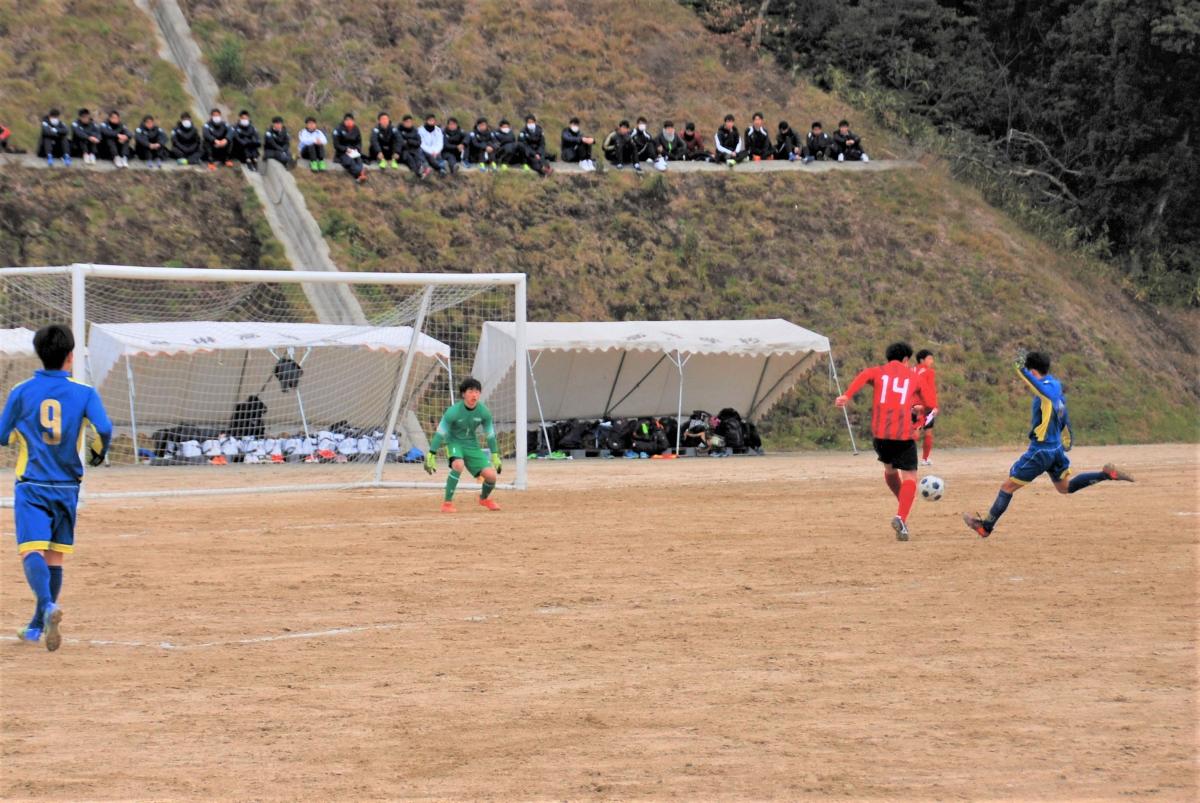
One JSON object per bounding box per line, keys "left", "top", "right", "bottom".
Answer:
{"left": 136, "top": 0, "right": 367, "bottom": 326}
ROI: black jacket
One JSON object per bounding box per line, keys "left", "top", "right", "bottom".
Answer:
{"left": 806, "top": 131, "right": 834, "bottom": 156}
{"left": 745, "top": 125, "right": 772, "bottom": 157}
{"left": 40, "top": 116, "right": 69, "bottom": 144}
{"left": 232, "top": 122, "right": 260, "bottom": 151}
{"left": 518, "top": 124, "right": 547, "bottom": 158}
{"left": 655, "top": 133, "right": 687, "bottom": 161}
{"left": 134, "top": 125, "right": 168, "bottom": 150}
{"left": 263, "top": 127, "right": 290, "bottom": 155}
{"left": 465, "top": 128, "right": 495, "bottom": 161}
{"left": 203, "top": 120, "right": 231, "bottom": 147}
{"left": 332, "top": 123, "right": 363, "bottom": 157}
{"left": 71, "top": 118, "right": 100, "bottom": 144}
{"left": 100, "top": 120, "right": 131, "bottom": 146}
{"left": 560, "top": 127, "right": 591, "bottom": 161}
{"left": 715, "top": 126, "right": 742, "bottom": 156}
{"left": 631, "top": 128, "right": 655, "bottom": 159}
{"left": 396, "top": 124, "right": 422, "bottom": 154}
{"left": 833, "top": 129, "right": 863, "bottom": 154}
{"left": 369, "top": 124, "right": 399, "bottom": 154}
{"left": 493, "top": 128, "right": 517, "bottom": 151}
{"left": 443, "top": 127, "right": 465, "bottom": 155}
{"left": 775, "top": 127, "right": 802, "bottom": 155}
{"left": 171, "top": 123, "right": 201, "bottom": 156}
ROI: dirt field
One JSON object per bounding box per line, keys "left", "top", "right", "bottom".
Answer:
{"left": 1, "top": 445, "right": 1196, "bottom": 800}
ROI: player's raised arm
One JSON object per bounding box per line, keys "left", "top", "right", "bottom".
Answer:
{"left": 835, "top": 365, "right": 877, "bottom": 407}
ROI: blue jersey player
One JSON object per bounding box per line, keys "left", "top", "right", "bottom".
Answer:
{"left": 0, "top": 325, "right": 111, "bottom": 651}
{"left": 963, "top": 351, "right": 1133, "bottom": 538}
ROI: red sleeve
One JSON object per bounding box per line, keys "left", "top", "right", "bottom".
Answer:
{"left": 843, "top": 365, "right": 877, "bottom": 399}
{"left": 921, "top": 369, "right": 938, "bottom": 409}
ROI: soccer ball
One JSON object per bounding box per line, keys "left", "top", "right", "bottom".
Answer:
{"left": 919, "top": 475, "right": 944, "bottom": 501}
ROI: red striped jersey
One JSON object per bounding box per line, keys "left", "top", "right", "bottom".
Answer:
{"left": 843, "top": 360, "right": 932, "bottom": 440}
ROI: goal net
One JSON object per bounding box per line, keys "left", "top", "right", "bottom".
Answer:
{"left": 0, "top": 265, "right": 527, "bottom": 500}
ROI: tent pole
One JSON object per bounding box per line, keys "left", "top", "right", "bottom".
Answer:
{"left": 607, "top": 353, "right": 668, "bottom": 415}
{"left": 749, "top": 354, "right": 815, "bottom": 420}
{"left": 125, "top": 355, "right": 138, "bottom": 464}
{"left": 829, "top": 350, "right": 858, "bottom": 455}
{"left": 294, "top": 348, "right": 312, "bottom": 439}
{"left": 602, "top": 351, "right": 626, "bottom": 418}
{"left": 673, "top": 351, "right": 691, "bottom": 455}
{"left": 375, "top": 287, "right": 434, "bottom": 484}
{"left": 747, "top": 356, "right": 771, "bottom": 418}
{"left": 527, "top": 351, "right": 553, "bottom": 454}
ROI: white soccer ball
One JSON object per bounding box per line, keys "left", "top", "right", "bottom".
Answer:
{"left": 919, "top": 475, "right": 945, "bottom": 501}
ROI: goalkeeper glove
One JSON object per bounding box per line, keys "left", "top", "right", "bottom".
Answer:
{"left": 491, "top": 453, "right": 502, "bottom": 474}
{"left": 88, "top": 448, "right": 106, "bottom": 467}
{"left": 423, "top": 451, "right": 437, "bottom": 475}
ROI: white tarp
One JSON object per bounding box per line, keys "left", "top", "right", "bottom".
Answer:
{"left": 0, "top": 328, "right": 40, "bottom": 403}
{"left": 473, "top": 319, "right": 833, "bottom": 424}
{"left": 89, "top": 321, "right": 451, "bottom": 431}
{"left": 0, "top": 328, "right": 36, "bottom": 356}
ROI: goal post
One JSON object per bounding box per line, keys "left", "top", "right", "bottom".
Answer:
{"left": 0, "top": 264, "right": 528, "bottom": 500}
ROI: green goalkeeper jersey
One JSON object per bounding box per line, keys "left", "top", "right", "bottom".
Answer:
{"left": 430, "top": 401, "right": 497, "bottom": 452}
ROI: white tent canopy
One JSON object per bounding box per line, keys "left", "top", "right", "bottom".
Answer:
{"left": 0, "top": 328, "right": 40, "bottom": 401}
{"left": 473, "top": 320, "right": 855, "bottom": 451}
{"left": 0, "top": 327, "right": 36, "bottom": 356}
{"left": 89, "top": 322, "right": 452, "bottom": 442}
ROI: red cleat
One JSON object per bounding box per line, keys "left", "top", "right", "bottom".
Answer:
{"left": 478, "top": 497, "right": 501, "bottom": 511}
{"left": 962, "top": 512, "right": 992, "bottom": 538}
{"left": 1103, "top": 463, "right": 1134, "bottom": 482}
{"left": 440, "top": 501, "right": 456, "bottom": 513}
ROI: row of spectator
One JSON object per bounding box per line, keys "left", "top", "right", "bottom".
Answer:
{"left": 20, "top": 107, "right": 870, "bottom": 180}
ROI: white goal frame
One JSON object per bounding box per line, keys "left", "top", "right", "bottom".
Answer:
{"left": 0, "top": 264, "right": 528, "bottom": 499}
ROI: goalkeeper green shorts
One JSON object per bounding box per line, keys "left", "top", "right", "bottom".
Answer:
{"left": 447, "top": 443, "right": 490, "bottom": 478}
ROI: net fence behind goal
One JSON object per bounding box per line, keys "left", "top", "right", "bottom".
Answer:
{"left": 0, "top": 265, "right": 527, "bottom": 499}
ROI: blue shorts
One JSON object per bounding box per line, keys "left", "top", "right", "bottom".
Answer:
{"left": 1009, "top": 445, "right": 1072, "bottom": 485}
{"left": 13, "top": 482, "right": 79, "bottom": 555}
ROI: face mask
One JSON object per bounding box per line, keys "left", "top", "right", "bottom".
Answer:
{"left": 637, "top": 124, "right": 647, "bottom": 132}
{"left": 570, "top": 125, "right": 579, "bottom": 133}
{"left": 182, "top": 120, "right": 192, "bottom": 129}
{"left": 49, "top": 118, "right": 59, "bottom": 126}
{"left": 664, "top": 130, "right": 675, "bottom": 140}
{"left": 239, "top": 119, "right": 250, "bottom": 127}
{"left": 212, "top": 116, "right": 222, "bottom": 124}
{"left": 500, "top": 127, "right": 510, "bottom": 135}
{"left": 424, "top": 123, "right": 435, "bottom": 132}
{"left": 527, "top": 123, "right": 537, "bottom": 131}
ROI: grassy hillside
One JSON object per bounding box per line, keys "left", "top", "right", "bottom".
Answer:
{"left": 293, "top": 167, "right": 1199, "bottom": 448}
{"left": 0, "top": 166, "right": 288, "bottom": 269}
{"left": 178, "top": 0, "right": 893, "bottom": 155}
{"left": 0, "top": 0, "right": 191, "bottom": 150}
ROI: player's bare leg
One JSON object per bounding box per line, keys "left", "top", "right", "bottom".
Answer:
{"left": 478, "top": 467, "right": 500, "bottom": 511}
{"left": 442, "top": 458, "right": 466, "bottom": 513}
{"left": 883, "top": 467, "right": 901, "bottom": 499}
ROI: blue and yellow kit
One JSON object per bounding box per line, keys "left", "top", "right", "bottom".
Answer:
{"left": 0, "top": 370, "right": 112, "bottom": 554}
{"left": 1009, "top": 363, "right": 1073, "bottom": 484}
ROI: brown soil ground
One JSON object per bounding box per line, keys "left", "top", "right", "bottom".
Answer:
{"left": 1, "top": 445, "right": 1196, "bottom": 801}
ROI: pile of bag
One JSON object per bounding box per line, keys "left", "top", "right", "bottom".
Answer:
{"left": 528, "top": 407, "right": 762, "bottom": 457}
{"left": 150, "top": 422, "right": 425, "bottom": 465}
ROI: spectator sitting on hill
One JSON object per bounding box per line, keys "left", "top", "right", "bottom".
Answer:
{"left": 232, "top": 110, "right": 260, "bottom": 171}
{"left": 745, "top": 112, "right": 773, "bottom": 161}
{"left": 134, "top": 115, "right": 168, "bottom": 168}
{"left": 71, "top": 109, "right": 101, "bottom": 164}
{"left": 602, "top": 120, "right": 636, "bottom": 169}
{"left": 656, "top": 121, "right": 687, "bottom": 166}
{"left": 493, "top": 119, "right": 521, "bottom": 169}
{"left": 805, "top": 121, "right": 834, "bottom": 162}
{"left": 631, "top": 117, "right": 655, "bottom": 168}
{"left": 715, "top": 114, "right": 747, "bottom": 167}
{"left": 298, "top": 117, "right": 328, "bottom": 171}
{"left": 396, "top": 115, "right": 431, "bottom": 178}
{"left": 203, "top": 108, "right": 233, "bottom": 169}
{"left": 681, "top": 122, "right": 712, "bottom": 161}
{"left": 263, "top": 116, "right": 292, "bottom": 169}
{"left": 332, "top": 113, "right": 367, "bottom": 182}
{"left": 369, "top": 112, "right": 400, "bottom": 169}
{"left": 518, "top": 114, "right": 553, "bottom": 175}
{"left": 833, "top": 119, "right": 868, "bottom": 162}
{"left": 0, "top": 123, "right": 12, "bottom": 152}
{"left": 169, "top": 112, "right": 202, "bottom": 165}
{"left": 419, "top": 113, "right": 451, "bottom": 175}
{"left": 465, "top": 117, "right": 497, "bottom": 171}
{"left": 775, "top": 120, "right": 803, "bottom": 161}
{"left": 39, "top": 108, "right": 70, "bottom": 166}
{"left": 100, "top": 110, "right": 132, "bottom": 168}
{"left": 442, "top": 117, "right": 465, "bottom": 170}
{"left": 561, "top": 117, "right": 596, "bottom": 172}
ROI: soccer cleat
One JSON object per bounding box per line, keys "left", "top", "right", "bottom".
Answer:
{"left": 890, "top": 516, "right": 910, "bottom": 542}
{"left": 920, "top": 458, "right": 932, "bottom": 466}
{"left": 357, "top": 171, "right": 369, "bottom": 183}
{"left": 42, "top": 603, "right": 63, "bottom": 652}
{"left": 440, "top": 501, "right": 456, "bottom": 513}
{"left": 962, "top": 512, "right": 992, "bottom": 538}
{"left": 207, "top": 162, "right": 217, "bottom": 171}
{"left": 478, "top": 497, "right": 501, "bottom": 511}
{"left": 46, "top": 156, "right": 55, "bottom": 166}
{"left": 17, "top": 626, "right": 41, "bottom": 643}
{"left": 178, "top": 157, "right": 188, "bottom": 165}
{"left": 726, "top": 158, "right": 736, "bottom": 167}
{"left": 1102, "top": 463, "right": 1134, "bottom": 482}
{"left": 378, "top": 158, "right": 388, "bottom": 170}
{"left": 390, "top": 159, "right": 401, "bottom": 169}
{"left": 63, "top": 155, "right": 72, "bottom": 166}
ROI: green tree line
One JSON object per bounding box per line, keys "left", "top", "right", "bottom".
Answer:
{"left": 682, "top": 0, "right": 1200, "bottom": 305}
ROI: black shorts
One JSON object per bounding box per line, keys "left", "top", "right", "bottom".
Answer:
{"left": 873, "top": 438, "right": 918, "bottom": 471}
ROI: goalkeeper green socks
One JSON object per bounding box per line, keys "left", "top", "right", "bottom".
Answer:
{"left": 444, "top": 470, "right": 461, "bottom": 502}
{"left": 481, "top": 480, "right": 495, "bottom": 499}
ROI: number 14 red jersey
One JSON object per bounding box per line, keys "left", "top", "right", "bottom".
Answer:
{"left": 843, "top": 360, "right": 932, "bottom": 440}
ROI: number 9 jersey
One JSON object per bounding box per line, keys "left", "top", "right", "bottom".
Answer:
{"left": 0, "top": 369, "right": 112, "bottom": 483}
{"left": 842, "top": 360, "right": 933, "bottom": 441}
